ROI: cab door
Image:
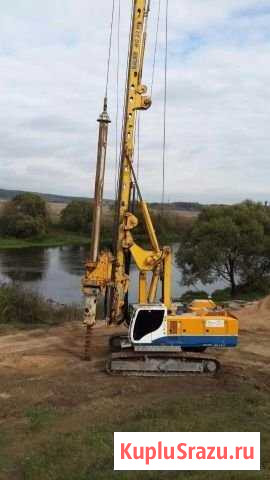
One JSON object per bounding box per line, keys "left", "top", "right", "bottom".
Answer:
{"left": 130, "top": 307, "right": 166, "bottom": 345}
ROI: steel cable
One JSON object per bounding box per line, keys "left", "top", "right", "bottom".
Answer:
{"left": 162, "top": 0, "right": 169, "bottom": 209}
{"left": 115, "top": 0, "right": 121, "bottom": 198}
{"left": 105, "top": 0, "right": 116, "bottom": 98}
{"left": 150, "top": 0, "right": 161, "bottom": 97}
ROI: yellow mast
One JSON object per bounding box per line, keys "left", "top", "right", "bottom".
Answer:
{"left": 111, "top": 0, "right": 152, "bottom": 322}
{"left": 83, "top": 0, "right": 172, "bottom": 330}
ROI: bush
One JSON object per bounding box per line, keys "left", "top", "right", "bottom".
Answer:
{"left": 12, "top": 193, "right": 48, "bottom": 220}
{"left": 2, "top": 213, "right": 46, "bottom": 238}
{"left": 211, "top": 288, "right": 232, "bottom": 302}
{"left": 0, "top": 193, "right": 49, "bottom": 238}
{"left": 180, "top": 290, "right": 209, "bottom": 303}
{"left": 60, "top": 200, "right": 94, "bottom": 234}
{"left": 0, "top": 283, "right": 81, "bottom": 325}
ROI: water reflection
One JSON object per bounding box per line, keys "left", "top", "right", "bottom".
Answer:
{"left": 0, "top": 245, "right": 225, "bottom": 305}
{"left": 0, "top": 248, "right": 49, "bottom": 282}
{"left": 58, "top": 245, "right": 87, "bottom": 276}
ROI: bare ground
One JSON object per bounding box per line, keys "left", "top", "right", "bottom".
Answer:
{"left": 0, "top": 298, "right": 269, "bottom": 420}
{"left": 0, "top": 299, "right": 269, "bottom": 479}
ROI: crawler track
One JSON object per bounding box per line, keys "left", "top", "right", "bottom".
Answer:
{"left": 107, "top": 350, "right": 220, "bottom": 376}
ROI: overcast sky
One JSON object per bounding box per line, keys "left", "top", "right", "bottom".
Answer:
{"left": 0, "top": 0, "right": 270, "bottom": 203}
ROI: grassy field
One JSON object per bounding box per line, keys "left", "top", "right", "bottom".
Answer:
{"left": 0, "top": 200, "right": 67, "bottom": 219}
{"left": 0, "top": 384, "right": 268, "bottom": 480}
{"left": 0, "top": 199, "right": 6, "bottom": 211}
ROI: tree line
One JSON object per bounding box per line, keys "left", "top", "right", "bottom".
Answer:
{"left": 176, "top": 200, "right": 270, "bottom": 296}
{"left": 0, "top": 193, "right": 191, "bottom": 241}
{"left": 0, "top": 193, "right": 93, "bottom": 238}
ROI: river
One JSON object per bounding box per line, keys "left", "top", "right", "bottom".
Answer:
{"left": 0, "top": 245, "right": 225, "bottom": 305}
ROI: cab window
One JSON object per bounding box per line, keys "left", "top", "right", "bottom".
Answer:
{"left": 133, "top": 309, "right": 165, "bottom": 341}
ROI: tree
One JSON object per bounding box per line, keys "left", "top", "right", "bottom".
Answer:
{"left": 60, "top": 200, "right": 94, "bottom": 234}
{"left": 150, "top": 210, "right": 193, "bottom": 240}
{"left": 0, "top": 193, "right": 49, "bottom": 238}
{"left": 176, "top": 201, "right": 270, "bottom": 296}
{"left": 12, "top": 193, "right": 48, "bottom": 220}
{"left": 132, "top": 203, "right": 193, "bottom": 242}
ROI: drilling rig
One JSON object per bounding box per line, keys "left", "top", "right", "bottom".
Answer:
{"left": 82, "top": 0, "right": 238, "bottom": 375}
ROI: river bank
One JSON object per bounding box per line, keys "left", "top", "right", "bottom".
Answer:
{"left": 0, "top": 232, "right": 90, "bottom": 250}
{"left": 0, "top": 231, "right": 182, "bottom": 250}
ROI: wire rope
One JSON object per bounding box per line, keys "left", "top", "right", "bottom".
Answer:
{"left": 113, "top": 1, "right": 134, "bottom": 244}
{"left": 115, "top": 0, "right": 121, "bottom": 198}
{"left": 150, "top": 0, "right": 161, "bottom": 97}
{"left": 115, "top": 1, "right": 134, "bottom": 200}
{"left": 105, "top": 0, "right": 116, "bottom": 98}
{"left": 137, "top": 114, "right": 140, "bottom": 183}
{"left": 162, "top": 0, "right": 169, "bottom": 209}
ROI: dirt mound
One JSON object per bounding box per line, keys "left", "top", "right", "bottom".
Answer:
{"left": 238, "top": 296, "right": 270, "bottom": 331}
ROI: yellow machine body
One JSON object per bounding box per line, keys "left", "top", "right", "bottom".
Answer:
{"left": 166, "top": 310, "right": 238, "bottom": 348}
{"left": 129, "top": 303, "right": 238, "bottom": 349}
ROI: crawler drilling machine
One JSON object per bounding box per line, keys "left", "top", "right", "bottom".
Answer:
{"left": 82, "top": 0, "right": 238, "bottom": 375}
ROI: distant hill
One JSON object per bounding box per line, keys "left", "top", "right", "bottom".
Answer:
{"left": 0, "top": 188, "right": 203, "bottom": 211}
{"left": 149, "top": 201, "right": 203, "bottom": 212}
{"left": 0, "top": 188, "right": 91, "bottom": 204}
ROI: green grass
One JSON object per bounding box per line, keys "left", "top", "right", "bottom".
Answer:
{"left": 25, "top": 407, "right": 60, "bottom": 432}
{"left": 0, "top": 386, "right": 268, "bottom": 480}
{"left": 0, "top": 231, "right": 179, "bottom": 251}
{"left": 0, "top": 232, "right": 90, "bottom": 250}
{"left": 0, "top": 283, "right": 81, "bottom": 326}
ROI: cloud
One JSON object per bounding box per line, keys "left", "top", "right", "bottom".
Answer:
{"left": 0, "top": 0, "right": 270, "bottom": 203}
